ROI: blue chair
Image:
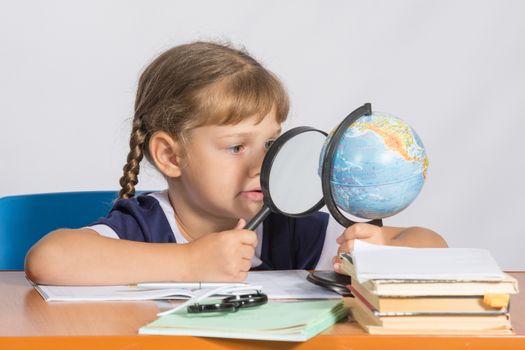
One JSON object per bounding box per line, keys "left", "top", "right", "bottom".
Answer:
{"left": 0, "top": 191, "right": 119, "bottom": 270}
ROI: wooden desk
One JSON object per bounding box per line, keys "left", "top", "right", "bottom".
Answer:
{"left": 1, "top": 271, "right": 524, "bottom": 350}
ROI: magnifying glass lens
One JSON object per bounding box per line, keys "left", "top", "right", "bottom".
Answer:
{"left": 245, "top": 127, "right": 327, "bottom": 230}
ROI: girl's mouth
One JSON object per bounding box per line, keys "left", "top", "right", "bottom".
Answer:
{"left": 240, "top": 190, "right": 264, "bottom": 202}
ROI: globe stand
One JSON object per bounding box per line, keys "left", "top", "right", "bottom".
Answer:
{"left": 320, "top": 103, "right": 383, "bottom": 228}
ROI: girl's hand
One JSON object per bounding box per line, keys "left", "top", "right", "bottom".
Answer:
{"left": 186, "top": 218, "right": 257, "bottom": 282}
{"left": 332, "top": 223, "right": 387, "bottom": 274}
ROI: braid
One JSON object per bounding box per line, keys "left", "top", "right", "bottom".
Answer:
{"left": 118, "top": 117, "right": 147, "bottom": 199}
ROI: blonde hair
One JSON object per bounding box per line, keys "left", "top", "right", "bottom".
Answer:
{"left": 119, "top": 41, "right": 289, "bottom": 199}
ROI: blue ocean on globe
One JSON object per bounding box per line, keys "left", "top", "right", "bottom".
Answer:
{"left": 320, "top": 112, "right": 428, "bottom": 219}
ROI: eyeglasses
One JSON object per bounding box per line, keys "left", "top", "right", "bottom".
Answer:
{"left": 187, "top": 291, "right": 268, "bottom": 313}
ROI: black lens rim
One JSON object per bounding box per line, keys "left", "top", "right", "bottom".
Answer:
{"left": 320, "top": 103, "right": 383, "bottom": 228}
{"left": 187, "top": 302, "right": 238, "bottom": 313}
{"left": 261, "top": 126, "right": 328, "bottom": 218}
{"left": 223, "top": 292, "right": 268, "bottom": 309}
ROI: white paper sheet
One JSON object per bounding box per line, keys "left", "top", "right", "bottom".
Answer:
{"left": 351, "top": 240, "right": 505, "bottom": 283}
{"left": 246, "top": 270, "right": 340, "bottom": 299}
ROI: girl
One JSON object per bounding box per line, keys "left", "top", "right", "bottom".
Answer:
{"left": 25, "top": 41, "right": 447, "bottom": 285}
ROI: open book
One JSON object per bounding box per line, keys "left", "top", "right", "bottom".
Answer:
{"left": 33, "top": 284, "right": 196, "bottom": 302}
{"left": 32, "top": 270, "right": 341, "bottom": 302}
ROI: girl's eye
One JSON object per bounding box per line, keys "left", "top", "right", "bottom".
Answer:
{"left": 228, "top": 144, "right": 245, "bottom": 154}
{"left": 264, "top": 139, "right": 275, "bottom": 150}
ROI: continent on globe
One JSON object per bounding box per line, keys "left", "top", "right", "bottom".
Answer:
{"left": 320, "top": 112, "right": 428, "bottom": 220}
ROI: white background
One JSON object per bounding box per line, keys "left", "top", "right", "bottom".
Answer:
{"left": 1, "top": 1, "right": 524, "bottom": 269}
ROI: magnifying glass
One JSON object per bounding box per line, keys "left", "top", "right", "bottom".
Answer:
{"left": 244, "top": 127, "right": 328, "bottom": 230}
{"left": 319, "top": 103, "right": 383, "bottom": 228}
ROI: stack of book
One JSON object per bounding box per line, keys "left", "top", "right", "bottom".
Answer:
{"left": 340, "top": 240, "right": 519, "bottom": 335}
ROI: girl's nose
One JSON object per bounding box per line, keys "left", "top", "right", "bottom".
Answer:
{"left": 248, "top": 150, "right": 264, "bottom": 178}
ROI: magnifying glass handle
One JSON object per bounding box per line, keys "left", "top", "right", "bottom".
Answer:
{"left": 244, "top": 205, "right": 271, "bottom": 231}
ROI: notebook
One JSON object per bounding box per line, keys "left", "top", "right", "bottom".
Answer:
{"left": 139, "top": 299, "right": 347, "bottom": 342}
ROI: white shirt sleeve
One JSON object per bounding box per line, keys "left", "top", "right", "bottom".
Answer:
{"left": 86, "top": 224, "right": 120, "bottom": 239}
{"left": 314, "top": 214, "right": 346, "bottom": 270}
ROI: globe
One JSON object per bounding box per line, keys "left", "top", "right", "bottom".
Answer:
{"left": 320, "top": 112, "right": 428, "bottom": 220}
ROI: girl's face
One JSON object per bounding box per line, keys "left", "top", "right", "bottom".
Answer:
{"left": 174, "top": 110, "right": 282, "bottom": 223}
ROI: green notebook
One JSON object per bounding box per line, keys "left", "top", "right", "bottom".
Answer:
{"left": 139, "top": 300, "right": 347, "bottom": 342}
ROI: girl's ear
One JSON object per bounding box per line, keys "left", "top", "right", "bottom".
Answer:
{"left": 149, "top": 131, "right": 184, "bottom": 178}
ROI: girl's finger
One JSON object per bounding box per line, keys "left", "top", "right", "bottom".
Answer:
{"left": 345, "top": 239, "right": 355, "bottom": 253}
{"left": 338, "top": 223, "right": 378, "bottom": 242}
{"left": 332, "top": 255, "right": 342, "bottom": 266}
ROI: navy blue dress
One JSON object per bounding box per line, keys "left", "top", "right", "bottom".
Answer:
{"left": 92, "top": 194, "right": 329, "bottom": 270}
